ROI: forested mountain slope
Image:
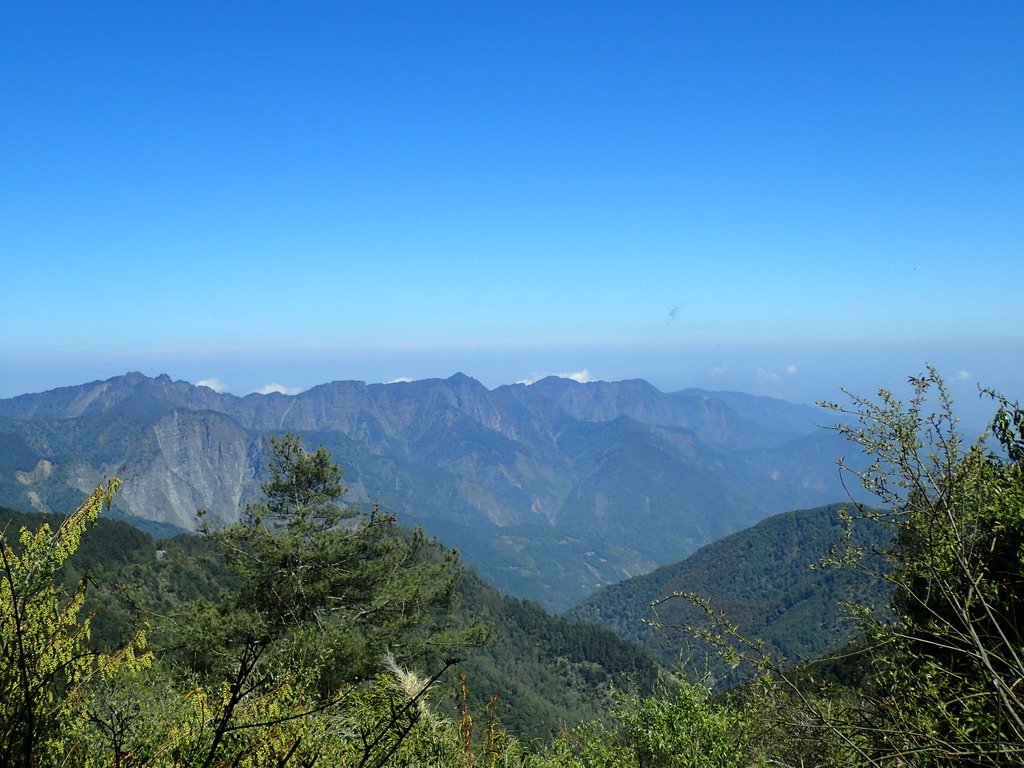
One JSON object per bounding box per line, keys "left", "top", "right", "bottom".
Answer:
{"left": 569, "top": 503, "right": 890, "bottom": 685}
{"left": 4, "top": 372, "right": 1017, "bottom": 766}
{"left": 0, "top": 503, "right": 662, "bottom": 740}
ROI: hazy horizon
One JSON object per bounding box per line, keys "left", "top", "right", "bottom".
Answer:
{"left": 3, "top": 2, "right": 1021, "bottom": 430}
{"left": 3, "top": 338, "right": 1014, "bottom": 432}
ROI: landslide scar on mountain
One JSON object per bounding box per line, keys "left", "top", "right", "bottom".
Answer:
{"left": 15, "top": 459, "right": 54, "bottom": 485}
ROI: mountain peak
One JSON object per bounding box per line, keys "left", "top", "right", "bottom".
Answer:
{"left": 531, "top": 375, "right": 575, "bottom": 389}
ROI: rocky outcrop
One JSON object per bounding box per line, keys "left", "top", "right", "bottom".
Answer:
{"left": 113, "top": 411, "right": 262, "bottom": 530}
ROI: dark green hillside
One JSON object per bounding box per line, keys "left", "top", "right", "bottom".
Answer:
{"left": 456, "top": 571, "right": 661, "bottom": 738}
{"left": 1, "top": 504, "right": 154, "bottom": 571}
{"left": 409, "top": 517, "right": 661, "bottom": 613}
{"left": 0, "top": 503, "right": 660, "bottom": 740}
{"left": 569, "top": 503, "right": 890, "bottom": 685}
{"left": 1, "top": 504, "right": 161, "bottom": 648}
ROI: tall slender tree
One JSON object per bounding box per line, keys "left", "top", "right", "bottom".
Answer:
{"left": 176, "top": 433, "right": 480, "bottom": 766}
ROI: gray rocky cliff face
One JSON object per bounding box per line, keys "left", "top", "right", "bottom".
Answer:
{"left": 43, "top": 409, "right": 265, "bottom": 531}
{"left": 115, "top": 411, "right": 262, "bottom": 530}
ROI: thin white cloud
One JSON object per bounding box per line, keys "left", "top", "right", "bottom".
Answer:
{"left": 255, "top": 383, "right": 303, "bottom": 395}
{"left": 519, "top": 369, "right": 593, "bottom": 385}
{"left": 196, "top": 377, "right": 228, "bottom": 393}
{"left": 757, "top": 368, "right": 781, "bottom": 382}
{"left": 785, "top": 364, "right": 799, "bottom": 375}
{"left": 560, "top": 369, "right": 592, "bottom": 383}
{"left": 387, "top": 377, "right": 416, "bottom": 384}
{"left": 710, "top": 365, "right": 729, "bottom": 377}
{"left": 957, "top": 370, "right": 972, "bottom": 381}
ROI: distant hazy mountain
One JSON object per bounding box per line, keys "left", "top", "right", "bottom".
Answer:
{"left": 0, "top": 372, "right": 864, "bottom": 610}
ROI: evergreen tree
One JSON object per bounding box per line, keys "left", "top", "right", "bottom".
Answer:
{"left": 173, "top": 433, "right": 478, "bottom": 766}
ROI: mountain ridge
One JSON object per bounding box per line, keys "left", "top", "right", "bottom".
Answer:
{"left": 0, "top": 372, "right": 864, "bottom": 610}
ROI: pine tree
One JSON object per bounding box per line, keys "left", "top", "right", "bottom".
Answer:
{"left": 175, "top": 434, "right": 480, "bottom": 766}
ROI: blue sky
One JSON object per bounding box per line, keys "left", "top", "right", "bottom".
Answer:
{"left": 2, "top": 1, "right": 1022, "bottom": 424}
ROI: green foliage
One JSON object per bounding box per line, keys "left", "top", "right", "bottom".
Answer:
{"left": 0, "top": 504, "right": 161, "bottom": 650}
{"left": 0, "top": 479, "right": 150, "bottom": 768}
{"left": 582, "top": 369, "right": 1024, "bottom": 768}
{"left": 159, "top": 433, "right": 484, "bottom": 765}
{"left": 533, "top": 679, "right": 751, "bottom": 768}
{"left": 1, "top": 436, "right": 481, "bottom": 767}
{"left": 811, "top": 369, "right": 1024, "bottom": 765}
{"left": 6, "top": 491, "right": 661, "bottom": 749}
{"left": 681, "top": 369, "right": 1024, "bottom": 768}
{"left": 199, "top": 435, "right": 477, "bottom": 684}
{"left": 456, "top": 571, "right": 662, "bottom": 739}
{"left": 252, "top": 432, "right": 349, "bottom": 530}
{"left": 2, "top": 435, "right": 669, "bottom": 766}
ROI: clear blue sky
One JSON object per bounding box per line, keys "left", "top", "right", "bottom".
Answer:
{"left": 2, "top": 1, "right": 1021, "bottom": 423}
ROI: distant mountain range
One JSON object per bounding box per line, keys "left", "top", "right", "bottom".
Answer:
{"left": 0, "top": 372, "right": 866, "bottom": 610}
